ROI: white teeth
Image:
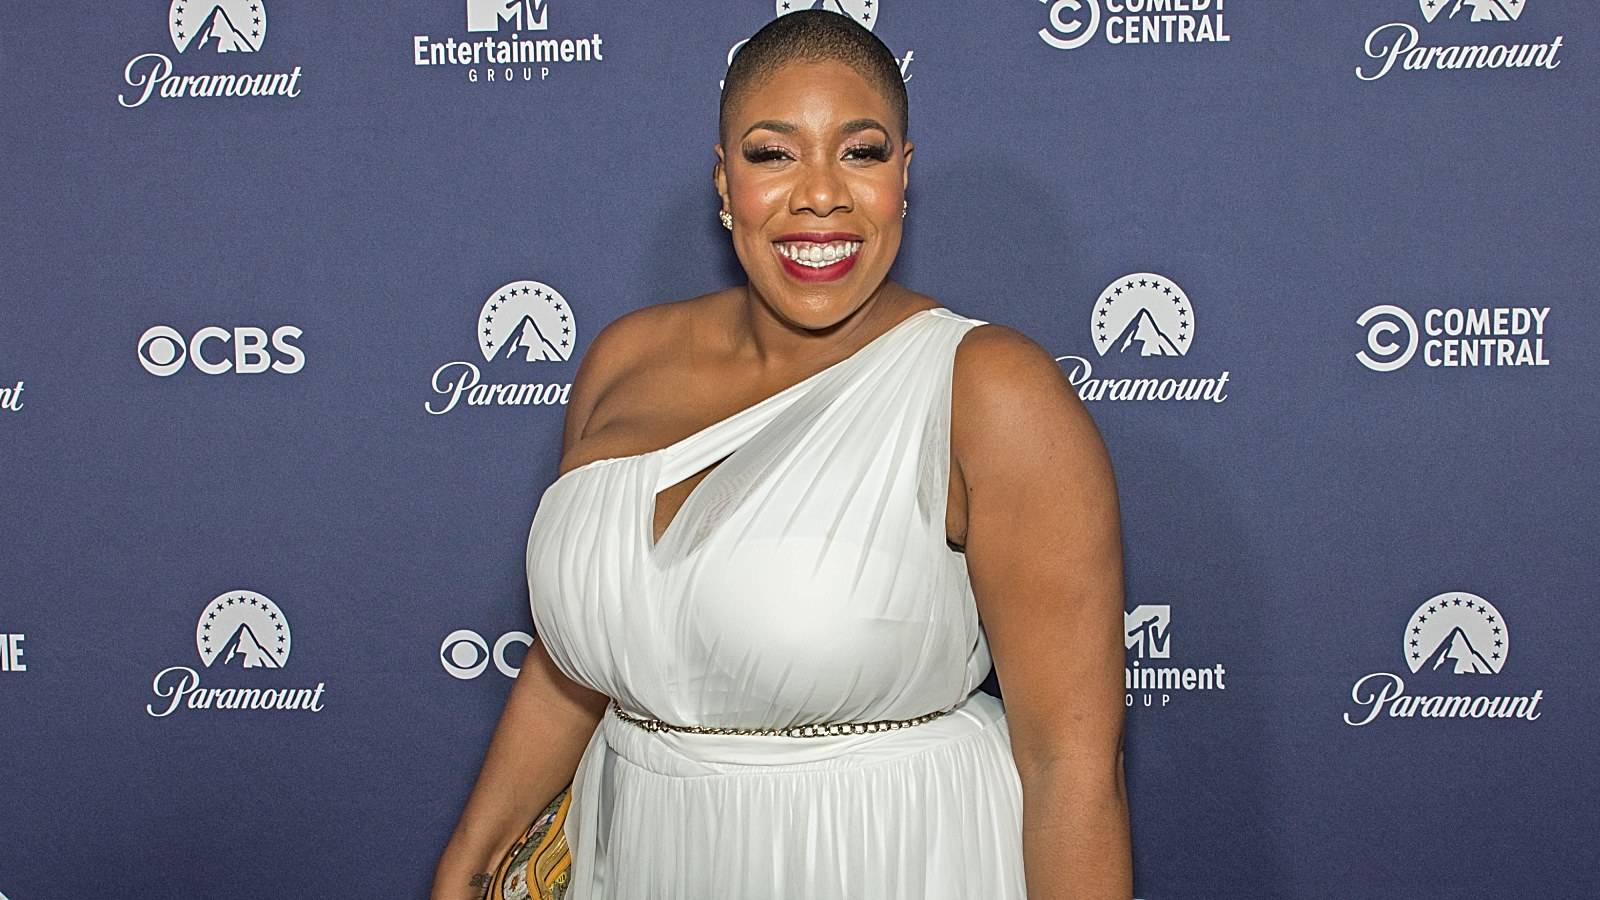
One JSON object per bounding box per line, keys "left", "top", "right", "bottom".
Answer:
{"left": 776, "top": 240, "right": 862, "bottom": 268}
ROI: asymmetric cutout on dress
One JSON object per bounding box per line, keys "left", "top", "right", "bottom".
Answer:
{"left": 650, "top": 455, "right": 729, "bottom": 549}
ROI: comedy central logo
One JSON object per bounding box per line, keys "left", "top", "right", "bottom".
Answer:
{"left": 170, "top": 0, "right": 266, "bottom": 53}
{"left": 1037, "top": 0, "right": 1230, "bottom": 51}
{"left": 146, "top": 590, "right": 327, "bottom": 718}
{"left": 1056, "top": 273, "right": 1231, "bottom": 403}
{"left": 1343, "top": 591, "right": 1545, "bottom": 727}
{"left": 776, "top": 1, "right": 878, "bottom": 32}
{"left": 1354, "top": 303, "right": 1550, "bottom": 371}
{"left": 425, "top": 279, "right": 576, "bottom": 415}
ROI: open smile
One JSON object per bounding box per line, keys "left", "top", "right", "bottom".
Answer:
{"left": 772, "top": 233, "right": 863, "bottom": 282}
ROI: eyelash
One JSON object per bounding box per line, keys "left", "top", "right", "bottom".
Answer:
{"left": 741, "top": 143, "right": 892, "bottom": 164}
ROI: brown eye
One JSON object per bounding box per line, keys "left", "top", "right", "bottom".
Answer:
{"left": 743, "top": 146, "right": 791, "bottom": 163}
{"left": 843, "top": 143, "right": 891, "bottom": 162}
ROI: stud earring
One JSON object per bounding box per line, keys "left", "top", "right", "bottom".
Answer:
{"left": 719, "top": 209, "right": 734, "bottom": 231}
{"left": 901, "top": 199, "right": 908, "bottom": 219}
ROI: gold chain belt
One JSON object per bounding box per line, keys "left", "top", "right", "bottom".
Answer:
{"left": 609, "top": 698, "right": 957, "bottom": 738}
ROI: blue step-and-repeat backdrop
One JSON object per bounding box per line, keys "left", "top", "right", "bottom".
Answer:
{"left": 2, "top": 2, "right": 1596, "bottom": 897}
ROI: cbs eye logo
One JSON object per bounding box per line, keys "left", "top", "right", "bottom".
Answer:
{"left": 440, "top": 629, "right": 533, "bottom": 679}
{"left": 138, "top": 325, "right": 305, "bottom": 377}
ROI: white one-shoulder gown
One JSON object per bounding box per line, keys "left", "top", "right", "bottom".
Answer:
{"left": 526, "top": 306, "right": 1027, "bottom": 899}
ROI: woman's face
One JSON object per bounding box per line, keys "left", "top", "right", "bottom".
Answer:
{"left": 715, "top": 59, "right": 911, "bottom": 329}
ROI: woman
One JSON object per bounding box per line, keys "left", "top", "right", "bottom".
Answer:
{"left": 432, "top": 11, "right": 1130, "bottom": 900}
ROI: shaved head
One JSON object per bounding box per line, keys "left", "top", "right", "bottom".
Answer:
{"left": 720, "top": 10, "right": 908, "bottom": 143}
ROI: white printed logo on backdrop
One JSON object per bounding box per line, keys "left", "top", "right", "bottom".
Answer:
{"left": 1038, "top": 0, "right": 1231, "bottom": 51}
{"left": 777, "top": 1, "right": 877, "bottom": 32}
{"left": 0, "top": 378, "right": 23, "bottom": 413}
{"left": 1057, "top": 273, "right": 1232, "bottom": 403}
{"left": 412, "top": 1, "right": 606, "bottom": 85}
{"left": 724, "top": 2, "right": 915, "bottom": 89}
{"left": 120, "top": 1, "right": 303, "bottom": 108}
{"left": 147, "top": 590, "right": 327, "bottom": 718}
{"left": 1343, "top": 591, "right": 1545, "bottom": 727}
{"left": 1124, "top": 604, "right": 1228, "bottom": 710}
{"left": 425, "top": 279, "right": 576, "bottom": 415}
{"left": 1356, "top": 0, "right": 1564, "bottom": 81}
{"left": 171, "top": 0, "right": 265, "bottom": 53}
{"left": 440, "top": 629, "right": 533, "bottom": 679}
{"left": 137, "top": 325, "right": 305, "bottom": 377}
{"left": 1355, "top": 304, "right": 1550, "bottom": 371}
{"left": 1, "top": 633, "right": 24, "bottom": 674}
{"left": 469, "top": 0, "right": 549, "bottom": 33}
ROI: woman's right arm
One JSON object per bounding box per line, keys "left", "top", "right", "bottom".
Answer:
{"left": 431, "top": 309, "right": 645, "bottom": 899}
{"left": 429, "top": 639, "right": 608, "bottom": 900}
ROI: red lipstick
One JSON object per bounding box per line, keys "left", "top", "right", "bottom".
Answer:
{"left": 772, "top": 233, "right": 863, "bottom": 284}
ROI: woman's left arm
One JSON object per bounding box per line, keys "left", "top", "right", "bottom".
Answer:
{"left": 951, "top": 325, "right": 1132, "bottom": 900}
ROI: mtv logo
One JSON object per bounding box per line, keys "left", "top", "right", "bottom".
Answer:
{"left": 468, "top": 0, "right": 549, "bottom": 33}
{"left": 1125, "top": 605, "right": 1171, "bottom": 660}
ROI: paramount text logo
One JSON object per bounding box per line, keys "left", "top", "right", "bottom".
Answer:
{"left": 425, "top": 279, "right": 576, "bottom": 415}
{"left": 1057, "top": 273, "right": 1232, "bottom": 403}
{"left": 1356, "top": 0, "right": 1564, "bottom": 81}
{"left": 146, "top": 590, "right": 327, "bottom": 718}
{"left": 1343, "top": 591, "right": 1545, "bottom": 727}
{"left": 120, "top": 1, "right": 304, "bottom": 108}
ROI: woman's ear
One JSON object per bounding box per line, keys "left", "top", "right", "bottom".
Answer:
{"left": 713, "top": 144, "right": 730, "bottom": 210}
{"left": 901, "top": 139, "right": 914, "bottom": 192}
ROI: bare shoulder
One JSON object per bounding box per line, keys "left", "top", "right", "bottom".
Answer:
{"left": 948, "top": 319, "right": 1110, "bottom": 489}
{"left": 560, "top": 290, "right": 735, "bottom": 454}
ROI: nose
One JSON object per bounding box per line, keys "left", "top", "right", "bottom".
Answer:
{"left": 789, "top": 160, "right": 852, "bottom": 218}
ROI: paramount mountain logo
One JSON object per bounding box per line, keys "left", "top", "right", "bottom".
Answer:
{"left": 1343, "top": 591, "right": 1545, "bottom": 727}
{"left": 1092, "top": 274, "right": 1192, "bottom": 358}
{"left": 120, "top": 0, "right": 302, "bottom": 108}
{"left": 1356, "top": 0, "right": 1564, "bottom": 81}
{"left": 1057, "top": 273, "right": 1232, "bottom": 403}
{"left": 1422, "top": 0, "right": 1524, "bottom": 23}
{"left": 479, "top": 281, "right": 574, "bottom": 363}
{"left": 146, "top": 590, "right": 327, "bottom": 718}
{"left": 171, "top": 1, "right": 264, "bottom": 53}
{"left": 425, "top": 279, "right": 576, "bottom": 415}
{"left": 197, "top": 591, "right": 289, "bottom": 668}
{"left": 1124, "top": 604, "right": 1227, "bottom": 709}
{"left": 777, "top": 1, "right": 878, "bottom": 32}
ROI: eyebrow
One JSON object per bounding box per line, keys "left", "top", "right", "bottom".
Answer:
{"left": 740, "top": 118, "right": 893, "bottom": 141}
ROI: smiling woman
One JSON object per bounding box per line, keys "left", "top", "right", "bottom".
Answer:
{"left": 432, "top": 10, "right": 1131, "bottom": 900}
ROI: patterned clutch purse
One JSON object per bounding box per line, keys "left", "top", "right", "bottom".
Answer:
{"left": 488, "top": 784, "right": 573, "bottom": 900}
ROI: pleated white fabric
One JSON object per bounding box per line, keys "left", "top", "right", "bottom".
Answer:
{"left": 526, "top": 306, "right": 1027, "bottom": 899}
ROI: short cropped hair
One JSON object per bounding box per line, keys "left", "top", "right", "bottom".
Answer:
{"left": 720, "top": 10, "right": 909, "bottom": 142}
